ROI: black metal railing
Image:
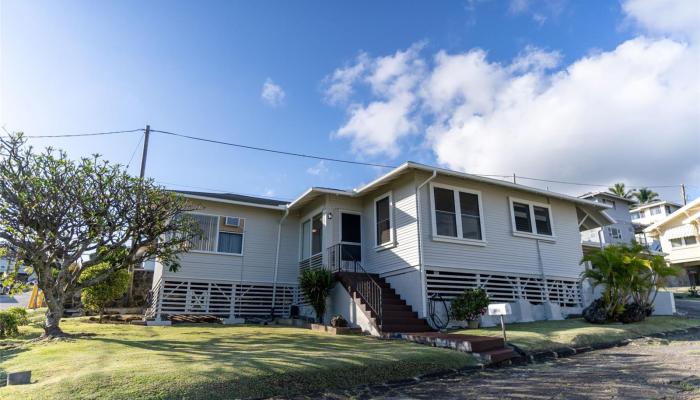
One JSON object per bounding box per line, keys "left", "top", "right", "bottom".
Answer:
{"left": 327, "top": 243, "right": 383, "bottom": 327}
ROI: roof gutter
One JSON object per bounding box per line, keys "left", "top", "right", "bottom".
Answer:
{"left": 271, "top": 208, "right": 290, "bottom": 316}
{"left": 415, "top": 169, "right": 437, "bottom": 319}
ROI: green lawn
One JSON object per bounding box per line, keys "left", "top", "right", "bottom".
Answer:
{"left": 1, "top": 313, "right": 476, "bottom": 400}
{"left": 452, "top": 316, "right": 700, "bottom": 352}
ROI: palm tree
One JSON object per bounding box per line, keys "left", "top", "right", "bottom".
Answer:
{"left": 632, "top": 187, "right": 659, "bottom": 204}
{"left": 608, "top": 183, "right": 632, "bottom": 199}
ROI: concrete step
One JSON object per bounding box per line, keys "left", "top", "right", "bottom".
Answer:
{"left": 478, "top": 347, "right": 517, "bottom": 364}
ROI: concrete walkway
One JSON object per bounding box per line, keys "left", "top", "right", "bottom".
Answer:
{"left": 287, "top": 330, "right": 700, "bottom": 400}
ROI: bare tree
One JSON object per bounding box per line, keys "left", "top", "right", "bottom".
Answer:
{"left": 0, "top": 133, "right": 198, "bottom": 338}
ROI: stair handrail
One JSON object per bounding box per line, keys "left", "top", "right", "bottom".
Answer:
{"left": 328, "top": 244, "right": 383, "bottom": 328}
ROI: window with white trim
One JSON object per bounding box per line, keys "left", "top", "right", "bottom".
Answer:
{"left": 300, "top": 213, "right": 323, "bottom": 259}
{"left": 189, "top": 213, "right": 244, "bottom": 254}
{"left": 600, "top": 198, "right": 616, "bottom": 209}
{"left": 650, "top": 206, "right": 662, "bottom": 215}
{"left": 510, "top": 199, "right": 554, "bottom": 237}
{"left": 670, "top": 236, "right": 698, "bottom": 248}
{"left": 608, "top": 227, "right": 622, "bottom": 240}
{"left": 431, "top": 185, "right": 484, "bottom": 241}
{"left": 374, "top": 193, "right": 393, "bottom": 246}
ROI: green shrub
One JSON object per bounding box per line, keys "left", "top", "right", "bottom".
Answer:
{"left": 450, "top": 288, "right": 490, "bottom": 322}
{"left": 0, "top": 310, "right": 19, "bottom": 338}
{"left": 689, "top": 285, "right": 699, "bottom": 298}
{"left": 79, "top": 263, "right": 130, "bottom": 322}
{"left": 581, "top": 242, "right": 679, "bottom": 323}
{"left": 299, "top": 269, "right": 335, "bottom": 323}
{"left": 6, "top": 306, "right": 29, "bottom": 325}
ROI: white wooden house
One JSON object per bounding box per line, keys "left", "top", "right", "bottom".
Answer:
{"left": 147, "top": 162, "right": 616, "bottom": 332}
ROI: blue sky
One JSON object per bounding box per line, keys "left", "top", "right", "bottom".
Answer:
{"left": 1, "top": 0, "right": 698, "bottom": 202}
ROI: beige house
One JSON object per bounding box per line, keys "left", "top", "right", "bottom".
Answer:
{"left": 644, "top": 197, "right": 700, "bottom": 286}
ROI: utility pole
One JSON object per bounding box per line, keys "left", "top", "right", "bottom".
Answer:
{"left": 681, "top": 184, "right": 687, "bottom": 205}
{"left": 513, "top": 173, "right": 517, "bottom": 184}
{"left": 127, "top": 124, "right": 150, "bottom": 307}
{"left": 139, "top": 125, "right": 150, "bottom": 179}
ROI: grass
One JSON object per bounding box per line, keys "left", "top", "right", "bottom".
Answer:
{"left": 1, "top": 311, "right": 476, "bottom": 400}
{"left": 452, "top": 316, "right": 700, "bottom": 352}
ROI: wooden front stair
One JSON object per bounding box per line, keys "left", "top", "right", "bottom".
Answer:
{"left": 335, "top": 271, "right": 432, "bottom": 333}
{"left": 335, "top": 271, "right": 517, "bottom": 364}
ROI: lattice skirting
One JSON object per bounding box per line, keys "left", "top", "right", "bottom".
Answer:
{"left": 426, "top": 268, "right": 582, "bottom": 308}
{"left": 151, "top": 278, "right": 298, "bottom": 318}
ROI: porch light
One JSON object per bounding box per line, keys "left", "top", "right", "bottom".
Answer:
{"left": 326, "top": 212, "right": 333, "bottom": 220}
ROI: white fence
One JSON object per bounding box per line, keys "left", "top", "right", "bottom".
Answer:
{"left": 426, "top": 268, "right": 582, "bottom": 308}
{"left": 146, "top": 277, "right": 298, "bottom": 320}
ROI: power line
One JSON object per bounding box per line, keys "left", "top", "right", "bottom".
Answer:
{"left": 150, "top": 128, "right": 397, "bottom": 169}
{"left": 4, "top": 125, "right": 689, "bottom": 190}
{"left": 514, "top": 175, "right": 680, "bottom": 189}
{"left": 21, "top": 129, "right": 144, "bottom": 139}
{"left": 125, "top": 132, "right": 145, "bottom": 170}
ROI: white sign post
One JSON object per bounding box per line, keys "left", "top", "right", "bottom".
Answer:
{"left": 488, "top": 303, "right": 512, "bottom": 342}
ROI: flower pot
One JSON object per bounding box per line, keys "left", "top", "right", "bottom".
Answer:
{"left": 468, "top": 319, "right": 480, "bottom": 329}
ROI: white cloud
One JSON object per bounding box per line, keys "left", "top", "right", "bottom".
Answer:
{"left": 623, "top": 0, "right": 700, "bottom": 42}
{"left": 323, "top": 53, "right": 369, "bottom": 105}
{"left": 306, "top": 161, "right": 329, "bottom": 176}
{"left": 261, "top": 78, "right": 285, "bottom": 107}
{"left": 330, "top": 43, "right": 426, "bottom": 158}
{"left": 325, "top": 0, "right": 700, "bottom": 195}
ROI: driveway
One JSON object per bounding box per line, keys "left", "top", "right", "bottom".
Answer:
{"left": 291, "top": 330, "right": 700, "bottom": 400}
{"left": 676, "top": 299, "right": 700, "bottom": 319}
{"left": 0, "top": 291, "right": 31, "bottom": 310}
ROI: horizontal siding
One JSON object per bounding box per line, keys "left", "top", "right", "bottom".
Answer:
{"left": 419, "top": 172, "right": 585, "bottom": 279}
{"left": 361, "top": 173, "right": 420, "bottom": 274}
{"left": 159, "top": 199, "right": 299, "bottom": 284}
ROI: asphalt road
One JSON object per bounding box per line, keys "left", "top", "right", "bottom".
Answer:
{"left": 0, "top": 291, "right": 31, "bottom": 310}
{"left": 289, "top": 330, "right": 700, "bottom": 400}
{"left": 676, "top": 299, "right": 700, "bottom": 318}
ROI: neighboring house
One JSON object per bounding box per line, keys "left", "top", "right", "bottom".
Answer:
{"left": 631, "top": 200, "right": 683, "bottom": 248}
{"left": 644, "top": 197, "right": 700, "bottom": 286}
{"left": 578, "top": 192, "right": 636, "bottom": 250}
{"left": 147, "top": 162, "right": 615, "bottom": 332}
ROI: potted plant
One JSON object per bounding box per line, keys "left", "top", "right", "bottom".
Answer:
{"left": 450, "top": 288, "right": 489, "bottom": 328}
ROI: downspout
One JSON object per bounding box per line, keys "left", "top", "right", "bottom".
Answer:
{"left": 271, "top": 207, "right": 290, "bottom": 317}
{"left": 416, "top": 170, "right": 437, "bottom": 318}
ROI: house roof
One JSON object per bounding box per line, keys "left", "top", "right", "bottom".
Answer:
{"left": 171, "top": 162, "right": 615, "bottom": 228}
{"left": 630, "top": 200, "right": 683, "bottom": 213}
{"left": 644, "top": 197, "right": 700, "bottom": 233}
{"left": 578, "top": 191, "right": 637, "bottom": 204}
{"left": 356, "top": 162, "right": 612, "bottom": 209}
{"left": 287, "top": 161, "right": 615, "bottom": 226}
{"left": 172, "top": 190, "right": 289, "bottom": 210}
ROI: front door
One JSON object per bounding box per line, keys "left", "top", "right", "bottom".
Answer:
{"left": 340, "top": 212, "right": 361, "bottom": 262}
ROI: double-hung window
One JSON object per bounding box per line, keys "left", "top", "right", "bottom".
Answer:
{"left": 374, "top": 193, "right": 394, "bottom": 247}
{"left": 431, "top": 184, "right": 484, "bottom": 243}
{"left": 189, "top": 213, "right": 244, "bottom": 255}
{"left": 608, "top": 227, "right": 622, "bottom": 240}
{"left": 510, "top": 198, "right": 554, "bottom": 238}
{"left": 670, "top": 236, "right": 698, "bottom": 248}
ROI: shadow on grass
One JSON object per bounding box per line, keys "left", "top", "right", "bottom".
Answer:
{"left": 84, "top": 324, "right": 469, "bottom": 398}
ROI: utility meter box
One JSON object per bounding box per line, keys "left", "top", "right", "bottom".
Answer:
{"left": 488, "top": 303, "right": 512, "bottom": 316}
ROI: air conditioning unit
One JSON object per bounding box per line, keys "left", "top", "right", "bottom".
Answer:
{"left": 224, "top": 217, "right": 240, "bottom": 227}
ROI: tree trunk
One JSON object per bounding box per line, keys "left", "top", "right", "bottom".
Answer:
{"left": 43, "top": 304, "right": 66, "bottom": 338}
{"left": 41, "top": 291, "right": 67, "bottom": 338}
